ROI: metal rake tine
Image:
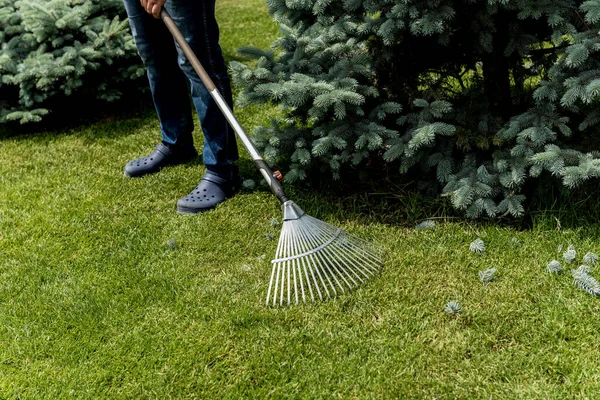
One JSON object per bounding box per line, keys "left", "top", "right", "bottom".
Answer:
{"left": 291, "top": 258, "right": 297, "bottom": 305}
{"left": 297, "top": 219, "right": 346, "bottom": 294}
{"left": 302, "top": 252, "right": 329, "bottom": 301}
{"left": 288, "top": 259, "right": 293, "bottom": 306}
{"left": 310, "top": 237, "right": 353, "bottom": 292}
{"left": 329, "top": 240, "right": 376, "bottom": 281}
{"left": 292, "top": 259, "right": 301, "bottom": 305}
{"left": 299, "top": 221, "right": 359, "bottom": 291}
{"left": 327, "top": 247, "right": 367, "bottom": 284}
{"left": 310, "top": 254, "right": 328, "bottom": 300}
{"left": 300, "top": 255, "right": 315, "bottom": 303}
{"left": 267, "top": 228, "right": 285, "bottom": 306}
{"left": 293, "top": 258, "right": 304, "bottom": 305}
{"left": 279, "top": 261, "right": 289, "bottom": 306}
{"left": 320, "top": 245, "right": 361, "bottom": 289}
{"left": 273, "top": 261, "right": 282, "bottom": 306}
{"left": 266, "top": 264, "right": 277, "bottom": 306}
{"left": 306, "top": 254, "right": 324, "bottom": 301}
{"left": 293, "top": 220, "right": 322, "bottom": 302}
{"left": 305, "top": 218, "right": 383, "bottom": 289}
{"left": 343, "top": 236, "right": 383, "bottom": 265}
{"left": 290, "top": 222, "right": 309, "bottom": 303}
{"left": 333, "top": 237, "right": 381, "bottom": 276}
{"left": 293, "top": 218, "right": 337, "bottom": 298}
{"left": 308, "top": 226, "right": 372, "bottom": 282}
{"left": 269, "top": 221, "right": 291, "bottom": 306}
{"left": 348, "top": 247, "right": 382, "bottom": 274}
{"left": 333, "top": 245, "right": 375, "bottom": 280}
{"left": 284, "top": 222, "right": 296, "bottom": 306}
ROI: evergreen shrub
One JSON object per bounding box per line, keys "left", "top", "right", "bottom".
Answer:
{"left": 231, "top": 0, "right": 600, "bottom": 218}
{"left": 0, "top": 0, "right": 144, "bottom": 124}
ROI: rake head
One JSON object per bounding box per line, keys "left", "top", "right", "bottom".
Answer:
{"left": 266, "top": 201, "right": 383, "bottom": 306}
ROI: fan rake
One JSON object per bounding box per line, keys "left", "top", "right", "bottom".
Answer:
{"left": 267, "top": 201, "right": 382, "bottom": 306}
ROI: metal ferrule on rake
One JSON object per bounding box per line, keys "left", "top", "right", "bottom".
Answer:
{"left": 161, "top": 9, "right": 383, "bottom": 307}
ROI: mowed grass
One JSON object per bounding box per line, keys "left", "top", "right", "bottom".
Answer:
{"left": 2, "top": 1, "right": 600, "bottom": 398}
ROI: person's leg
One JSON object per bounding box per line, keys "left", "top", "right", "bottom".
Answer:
{"left": 163, "top": 0, "right": 241, "bottom": 213}
{"left": 123, "top": 0, "right": 197, "bottom": 177}
{"left": 164, "top": 0, "right": 239, "bottom": 180}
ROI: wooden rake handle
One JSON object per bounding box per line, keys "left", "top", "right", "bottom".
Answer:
{"left": 160, "top": 8, "right": 289, "bottom": 204}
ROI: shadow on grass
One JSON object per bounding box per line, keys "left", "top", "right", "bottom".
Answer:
{"left": 4, "top": 99, "right": 600, "bottom": 234}
{"left": 1, "top": 75, "right": 248, "bottom": 146}
{"left": 522, "top": 179, "right": 600, "bottom": 234}
{"left": 236, "top": 157, "right": 460, "bottom": 228}
{"left": 223, "top": 51, "right": 247, "bottom": 65}
{"left": 0, "top": 93, "right": 156, "bottom": 144}
{"left": 237, "top": 155, "right": 600, "bottom": 234}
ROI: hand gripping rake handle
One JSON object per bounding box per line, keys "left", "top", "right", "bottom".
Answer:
{"left": 160, "top": 9, "right": 289, "bottom": 204}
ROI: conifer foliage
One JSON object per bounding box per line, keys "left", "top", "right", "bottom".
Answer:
{"left": 231, "top": 0, "right": 600, "bottom": 218}
{"left": 0, "top": 0, "right": 143, "bottom": 124}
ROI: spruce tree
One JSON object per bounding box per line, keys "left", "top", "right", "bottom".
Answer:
{"left": 0, "top": 0, "right": 144, "bottom": 124}
{"left": 231, "top": 0, "right": 600, "bottom": 218}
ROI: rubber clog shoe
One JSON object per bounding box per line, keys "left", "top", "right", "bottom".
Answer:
{"left": 177, "top": 171, "right": 241, "bottom": 214}
{"left": 124, "top": 143, "right": 198, "bottom": 178}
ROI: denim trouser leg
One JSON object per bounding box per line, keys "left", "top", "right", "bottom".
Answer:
{"left": 123, "top": 0, "right": 239, "bottom": 175}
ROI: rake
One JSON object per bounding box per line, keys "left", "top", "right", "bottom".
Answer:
{"left": 161, "top": 9, "right": 383, "bottom": 306}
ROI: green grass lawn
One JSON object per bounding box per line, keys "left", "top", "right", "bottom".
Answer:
{"left": 2, "top": 0, "right": 600, "bottom": 398}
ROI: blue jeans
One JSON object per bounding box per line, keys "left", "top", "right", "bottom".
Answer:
{"left": 123, "top": 0, "right": 238, "bottom": 177}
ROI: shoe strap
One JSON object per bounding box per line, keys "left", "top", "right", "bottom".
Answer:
{"left": 201, "top": 171, "right": 228, "bottom": 186}
{"left": 155, "top": 143, "right": 173, "bottom": 157}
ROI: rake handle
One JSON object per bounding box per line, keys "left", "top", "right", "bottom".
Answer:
{"left": 160, "top": 9, "right": 289, "bottom": 204}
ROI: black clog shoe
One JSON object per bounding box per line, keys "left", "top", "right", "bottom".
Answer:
{"left": 124, "top": 143, "right": 198, "bottom": 178}
{"left": 177, "top": 171, "right": 242, "bottom": 214}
